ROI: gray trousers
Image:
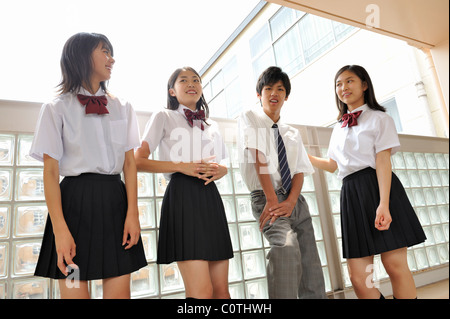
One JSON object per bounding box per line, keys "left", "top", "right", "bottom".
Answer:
{"left": 251, "top": 190, "right": 327, "bottom": 299}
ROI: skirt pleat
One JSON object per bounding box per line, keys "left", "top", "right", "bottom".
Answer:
{"left": 341, "top": 167, "right": 426, "bottom": 259}
{"left": 34, "top": 173, "right": 147, "bottom": 280}
{"left": 157, "top": 173, "right": 234, "bottom": 264}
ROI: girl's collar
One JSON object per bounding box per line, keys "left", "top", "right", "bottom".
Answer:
{"left": 177, "top": 104, "right": 199, "bottom": 114}
{"left": 348, "top": 103, "right": 368, "bottom": 113}
{"left": 77, "top": 86, "right": 105, "bottom": 97}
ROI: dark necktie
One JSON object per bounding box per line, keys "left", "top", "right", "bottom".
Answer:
{"left": 77, "top": 94, "right": 109, "bottom": 115}
{"left": 184, "top": 108, "right": 205, "bottom": 130}
{"left": 272, "top": 124, "right": 292, "bottom": 193}
{"left": 341, "top": 110, "right": 362, "bottom": 128}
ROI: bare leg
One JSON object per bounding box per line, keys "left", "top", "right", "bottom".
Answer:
{"left": 58, "top": 279, "right": 90, "bottom": 299}
{"left": 102, "top": 274, "right": 131, "bottom": 299}
{"left": 347, "top": 255, "right": 382, "bottom": 299}
{"left": 178, "top": 260, "right": 213, "bottom": 299}
{"left": 381, "top": 247, "right": 417, "bottom": 299}
{"left": 209, "top": 260, "right": 230, "bottom": 299}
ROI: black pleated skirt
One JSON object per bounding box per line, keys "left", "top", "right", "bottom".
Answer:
{"left": 34, "top": 173, "right": 148, "bottom": 280}
{"left": 341, "top": 167, "right": 426, "bottom": 259}
{"left": 157, "top": 173, "right": 234, "bottom": 264}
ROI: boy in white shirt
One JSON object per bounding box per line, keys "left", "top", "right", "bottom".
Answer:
{"left": 237, "top": 66, "right": 327, "bottom": 299}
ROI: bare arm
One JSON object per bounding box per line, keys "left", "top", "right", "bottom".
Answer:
{"left": 374, "top": 149, "right": 393, "bottom": 231}
{"left": 134, "top": 141, "right": 224, "bottom": 183}
{"left": 308, "top": 154, "right": 338, "bottom": 173}
{"left": 269, "top": 172, "right": 303, "bottom": 219}
{"left": 252, "top": 149, "right": 279, "bottom": 230}
{"left": 43, "top": 154, "right": 76, "bottom": 276}
{"left": 122, "top": 149, "right": 141, "bottom": 249}
{"left": 135, "top": 141, "right": 191, "bottom": 174}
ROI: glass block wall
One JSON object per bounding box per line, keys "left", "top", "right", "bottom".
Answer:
{"left": 1, "top": 130, "right": 448, "bottom": 298}
{"left": 322, "top": 148, "right": 449, "bottom": 288}
{"left": 0, "top": 132, "right": 330, "bottom": 299}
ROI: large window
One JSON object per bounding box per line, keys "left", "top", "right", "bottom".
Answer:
{"left": 298, "top": 14, "right": 335, "bottom": 64}
{"left": 204, "top": 56, "right": 243, "bottom": 120}
{"left": 269, "top": 6, "right": 297, "bottom": 40}
{"left": 273, "top": 27, "right": 304, "bottom": 76}
{"left": 205, "top": 7, "right": 355, "bottom": 120}
{"left": 383, "top": 97, "right": 403, "bottom": 132}
{"left": 250, "top": 7, "right": 355, "bottom": 81}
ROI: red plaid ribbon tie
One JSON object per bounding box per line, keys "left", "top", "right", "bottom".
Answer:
{"left": 184, "top": 108, "right": 205, "bottom": 130}
{"left": 341, "top": 110, "right": 362, "bottom": 128}
{"left": 77, "top": 94, "right": 109, "bottom": 115}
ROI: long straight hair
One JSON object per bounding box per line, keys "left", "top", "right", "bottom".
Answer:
{"left": 166, "top": 66, "right": 210, "bottom": 119}
{"left": 334, "top": 65, "right": 385, "bottom": 121}
{"left": 57, "top": 32, "right": 114, "bottom": 95}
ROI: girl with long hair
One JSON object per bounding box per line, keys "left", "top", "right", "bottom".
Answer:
{"left": 308, "top": 65, "right": 426, "bottom": 299}
{"left": 135, "top": 67, "right": 233, "bottom": 298}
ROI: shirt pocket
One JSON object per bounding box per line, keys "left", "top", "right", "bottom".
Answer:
{"left": 109, "top": 119, "right": 128, "bottom": 146}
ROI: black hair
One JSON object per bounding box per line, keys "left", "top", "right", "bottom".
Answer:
{"left": 334, "top": 65, "right": 385, "bottom": 121}
{"left": 166, "top": 66, "right": 210, "bottom": 119}
{"left": 256, "top": 66, "right": 291, "bottom": 97}
{"left": 58, "top": 32, "right": 114, "bottom": 95}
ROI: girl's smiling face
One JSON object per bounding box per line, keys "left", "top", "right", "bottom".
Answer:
{"left": 335, "top": 70, "right": 368, "bottom": 111}
{"left": 169, "top": 70, "right": 203, "bottom": 110}
{"left": 90, "top": 42, "right": 115, "bottom": 89}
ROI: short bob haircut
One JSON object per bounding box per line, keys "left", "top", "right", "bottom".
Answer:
{"left": 166, "top": 66, "right": 210, "bottom": 119}
{"left": 256, "top": 66, "right": 291, "bottom": 98}
{"left": 334, "top": 65, "right": 385, "bottom": 121}
{"left": 58, "top": 32, "right": 114, "bottom": 95}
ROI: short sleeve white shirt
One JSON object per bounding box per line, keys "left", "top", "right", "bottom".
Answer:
{"left": 141, "top": 105, "right": 227, "bottom": 181}
{"left": 327, "top": 104, "right": 400, "bottom": 180}
{"left": 29, "top": 87, "right": 140, "bottom": 176}
{"left": 237, "top": 108, "right": 314, "bottom": 192}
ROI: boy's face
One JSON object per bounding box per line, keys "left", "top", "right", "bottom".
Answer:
{"left": 257, "top": 80, "right": 288, "bottom": 120}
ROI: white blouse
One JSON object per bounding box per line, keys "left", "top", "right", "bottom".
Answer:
{"left": 237, "top": 108, "right": 314, "bottom": 192}
{"left": 327, "top": 104, "right": 400, "bottom": 180}
{"left": 141, "top": 105, "right": 227, "bottom": 181}
{"left": 29, "top": 87, "right": 140, "bottom": 176}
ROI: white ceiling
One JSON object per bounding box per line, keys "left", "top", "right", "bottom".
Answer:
{"left": 267, "top": 0, "right": 449, "bottom": 48}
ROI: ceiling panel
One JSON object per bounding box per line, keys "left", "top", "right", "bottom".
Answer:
{"left": 267, "top": 0, "right": 449, "bottom": 48}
